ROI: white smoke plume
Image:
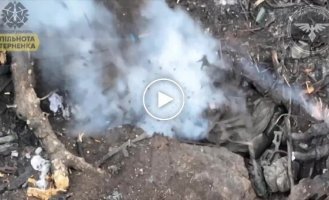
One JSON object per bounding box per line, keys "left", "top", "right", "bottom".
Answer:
{"left": 1, "top": 0, "right": 243, "bottom": 139}
{"left": 2, "top": 0, "right": 325, "bottom": 140}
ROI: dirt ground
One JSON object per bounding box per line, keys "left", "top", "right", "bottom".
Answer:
{"left": 1, "top": 126, "right": 257, "bottom": 200}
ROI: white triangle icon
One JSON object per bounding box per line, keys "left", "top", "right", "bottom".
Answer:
{"left": 157, "top": 91, "right": 173, "bottom": 108}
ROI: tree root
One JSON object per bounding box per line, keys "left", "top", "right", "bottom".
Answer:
{"left": 11, "top": 53, "right": 102, "bottom": 191}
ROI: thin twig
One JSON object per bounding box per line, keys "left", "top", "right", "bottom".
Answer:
{"left": 286, "top": 90, "right": 294, "bottom": 188}
{"left": 239, "top": 0, "right": 249, "bottom": 21}
{"left": 6, "top": 104, "right": 17, "bottom": 108}
{"left": 39, "top": 89, "right": 59, "bottom": 101}
{"left": 267, "top": 113, "right": 299, "bottom": 134}
{"left": 218, "top": 40, "right": 223, "bottom": 60}
{"left": 238, "top": 27, "right": 263, "bottom": 32}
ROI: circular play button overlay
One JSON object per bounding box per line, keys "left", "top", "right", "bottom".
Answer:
{"left": 143, "top": 78, "right": 185, "bottom": 121}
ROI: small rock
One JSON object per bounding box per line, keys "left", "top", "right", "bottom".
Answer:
{"left": 25, "top": 152, "right": 31, "bottom": 159}
{"left": 35, "top": 147, "right": 43, "bottom": 155}
{"left": 150, "top": 136, "right": 257, "bottom": 199}
{"left": 289, "top": 172, "right": 329, "bottom": 200}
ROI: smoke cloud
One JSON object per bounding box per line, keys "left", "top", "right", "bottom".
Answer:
{"left": 1, "top": 0, "right": 244, "bottom": 139}
{"left": 0, "top": 0, "right": 326, "bottom": 140}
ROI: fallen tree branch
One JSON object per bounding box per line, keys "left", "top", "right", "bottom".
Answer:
{"left": 11, "top": 53, "right": 102, "bottom": 191}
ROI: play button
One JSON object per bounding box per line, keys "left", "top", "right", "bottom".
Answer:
{"left": 143, "top": 78, "right": 185, "bottom": 121}
{"left": 157, "top": 92, "right": 173, "bottom": 108}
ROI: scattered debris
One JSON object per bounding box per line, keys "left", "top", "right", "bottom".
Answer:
{"left": 27, "top": 147, "right": 71, "bottom": 199}
{"left": 35, "top": 147, "right": 43, "bottom": 155}
{"left": 105, "top": 190, "right": 123, "bottom": 200}
{"left": 25, "top": 152, "right": 31, "bottom": 159}
{"left": 48, "top": 93, "right": 64, "bottom": 113}
{"left": 255, "top": 7, "right": 266, "bottom": 24}
{"left": 30, "top": 150, "right": 50, "bottom": 189}
{"left": 95, "top": 133, "right": 149, "bottom": 167}
{"left": 10, "top": 150, "right": 18, "bottom": 158}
